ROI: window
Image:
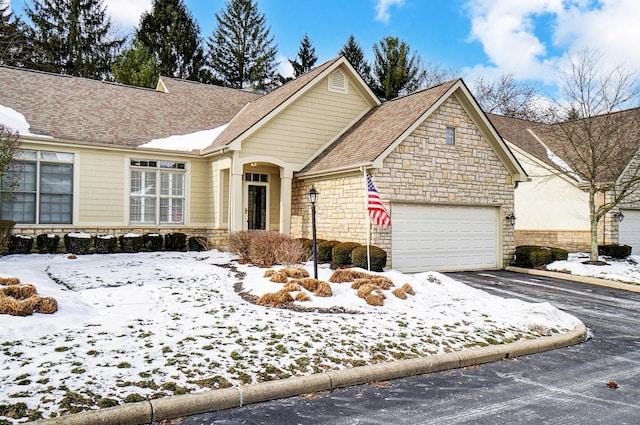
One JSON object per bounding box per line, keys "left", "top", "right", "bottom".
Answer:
{"left": 245, "top": 173, "right": 268, "bottom": 183}
{"left": 446, "top": 127, "right": 456, "bottom": 145}
{"left": 0, "top": 150, "right": 74, "bottom": 224}
{"left": 130, "top": 159, "right": 185, "bottom": 224}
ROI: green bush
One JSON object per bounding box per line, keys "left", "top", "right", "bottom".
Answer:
{"left": 0, "top": 219, "right": 15, "bottom": 253}
{"left": 598, "top": 244, "right": 632, "bottom": 259}
{"left": 514, "top": 245, "right": 552, "bottom": 268}
{"left": 37, "top": 234, "right": 60, "bottom": 254}
{"left": 8, "top": 235, "right": 33, "bottom": 254}
{"left": 165, "top": 233, "right": 187, "bottom": 251}
{"left": 549, "top": 247, "right": 568, "bottom": 261}
{"left": 188, "top": 236, "right": 209, "bottom": 251}
{"left": 317, "top": 240, "right": 341, "bottom": 262}
{"left": 64, "top": 233, "right": 92, "bottom": 255}
{"left": 94, "top": 235, "right": 117, "bottom": 254}
{"left": 120, "top": 234, "right": 143, "bottom": 253}
{"left": 143, "top": 233, "right": 164, "bottom": 251}
{"left": 351, "top": 245, "right": 387, "bottom": 272}
{"left": 332, "top": 242, "right": 362, "bottom": 266}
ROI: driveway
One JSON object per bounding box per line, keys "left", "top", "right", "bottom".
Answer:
{"left": 163, "top": 270, "right": 640, "bottom": 424}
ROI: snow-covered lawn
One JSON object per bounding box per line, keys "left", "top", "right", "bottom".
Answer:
{"left": 1, "top": 251, "right": 581, "bottom": 423}
{"left": 547, "top": 253, "right": 640, "bottom": 285}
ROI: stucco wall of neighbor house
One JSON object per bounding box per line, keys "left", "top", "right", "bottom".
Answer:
{"left": 292, "top": 96, "right": 517, "bottom": 269}
{"left": 240, "top": 67, "right": 372, "bottom": 166}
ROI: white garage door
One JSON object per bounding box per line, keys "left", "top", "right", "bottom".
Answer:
{"left": 392, "top": 204, "right": 499, "bottom": 272}
{"left": 619, "top": 209, "right": 640, "bottom": 254}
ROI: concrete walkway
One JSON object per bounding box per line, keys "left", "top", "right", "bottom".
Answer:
{"left": 30, "top": 268, "right": 598, "bottom": 425}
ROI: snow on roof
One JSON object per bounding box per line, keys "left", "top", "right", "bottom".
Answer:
{"left": 0, "top": 104, "right": 51, "bottom": 138}
{"left": 139, "top": 123, "right": 229, "bottom": 152}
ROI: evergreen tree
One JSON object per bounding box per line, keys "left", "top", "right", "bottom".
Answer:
{"left": 339, "top": 34, "right": 371, "bottom": 84}
{"left": 136, "top": 0, "right": 204, "bottom": 80}
{"left": 371, "top": 36, "right": 426, "bottom": 100}
{"left": 288, "top": 33, "right": 317, "bottom": 77}
{"left": 0, "top": 0, "right": 32, "bottom": 67}
{"left": 24, "top": 0, "right": 124, "bottom": 79}
{"left": 207, "top": 0, "right": 278, "bottom": 91}
{"left": 111, "top": 40, "right": 159, "bottom": 88}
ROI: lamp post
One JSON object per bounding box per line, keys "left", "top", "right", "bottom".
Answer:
{"left": 307, "top": 186, "right": 319, "bottom": 279}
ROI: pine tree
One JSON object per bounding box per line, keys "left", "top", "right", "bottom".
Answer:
{"left": 136, "top": 0, "right": 204, "bottom": 80}
{"left": 339, "top": 34, "right": 371, "bottom": 84}
{"left": 207, "top": 0, "right": 278, "bottom": 91}
{"left": 111, "top": 40, "right": 159, "bottom": 88}
{"left": 288, "top": 34, "right": 317, "bottom": 78}
{"left": 0, "top": 0, "right": 32, "bottom": 67}
{"left": 24, "top": 0, "right": 123, "bottom": 79}
{"left": 371, "top": 36, "right": 426, "bottom": 100}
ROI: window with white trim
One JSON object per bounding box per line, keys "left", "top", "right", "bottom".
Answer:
{"left": 0, "top": 150, "right": 74, "bottom": 224}
{"left": 446, "top": 127, "right": 456, "bottom": 145}
{"left": 130, "top": 159, "right": 185, "bottom": 224}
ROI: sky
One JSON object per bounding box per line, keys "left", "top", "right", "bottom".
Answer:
{"left": 7, "top": 0, "right": 640, "bottom": 98}
{"left": 0, "top": 249, "right": 582, "bottom": 420}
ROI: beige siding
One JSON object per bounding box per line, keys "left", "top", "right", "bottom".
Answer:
{"left": 241, "top": 69, "right": 371, "bottom": 165}
{"left": 189, "top": 158, "right": 213, "bottom": 226}
{"left": 78, "top": 149, "right": 126, "bottom": 224}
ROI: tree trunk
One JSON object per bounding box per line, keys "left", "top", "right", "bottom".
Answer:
{"left": 589, "top": 189, "right": 599, "bottom": 263}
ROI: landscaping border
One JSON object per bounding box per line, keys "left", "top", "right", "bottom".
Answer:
{"left": 506, "top": 266, "right": 640, "bottom": 294}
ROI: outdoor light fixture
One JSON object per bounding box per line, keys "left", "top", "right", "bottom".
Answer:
{"left": 307, "top": 186, "right": 319, "bottom": 279}
{"left": 506, "top": 213, "right": 517, "bottom": 226}
{"left": 250, "top": 162, "right": 258, "bottom": 168}
{"left": 614, "top": 211, "right": 625, "bottom": 223}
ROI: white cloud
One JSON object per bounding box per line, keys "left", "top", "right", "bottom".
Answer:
{"left": 277, "top": 55, "right": 294, "bottom": 79}
{"left": 103, "top": 0, "right": 152, "bottom": 30}
{"left": 462, "top": 0, "right": 640, "bottom": 90}
{"left": 374, "top": 0, "right": 404, "bottom": 24}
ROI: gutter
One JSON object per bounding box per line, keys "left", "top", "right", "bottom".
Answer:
{"left": 297, "top": 162, "right": 373, "bottom": 179}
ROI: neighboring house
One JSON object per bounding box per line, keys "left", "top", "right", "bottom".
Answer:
{"left": 489, "top": 110, "right": 640, "bottom": 253}
{"left": 0, "top": 56, "right": 527, "bottom": 272}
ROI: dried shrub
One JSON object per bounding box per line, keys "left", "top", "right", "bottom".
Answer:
{"left": 282, "top": 267, "right": 309, "bottom": 278}
{"left": 227, "top": 230, "right": 254, "bottom": 261}
{"left": 295, "top": 292, "right": 311, "bottom": 302}
{"left": 282, "top": 282, "right": 302, "bottom": 292}
{"left": 263, "top": 269, "right": 276, "bottom": 277}
{"left": 392, "top": 288, "right": 407, "bottom": 299}
{"left": 332, "top": 242, "right": 362, "bottom": 266}
{"left": 248, "top": 231, "right": 286, "bottom": 267}
{"left": 371, "top": 276, "right": 394, "bottom": 289}
{"left": 351, "top": 245, "right": 388, "bottom": 272}
{"left": 189, "top": 236, "right": 212, "bottom": 252}
{"left": 296, "top": 278, "right": 319, "bottom": 292}
{"left": 329, "top": 269, "right": 373, "bottom": 283}
{"left": 401, "top": 283, "right": 415, "bottom": 296}
{"left": 257, "top": 290, "right": 293, "bottom": 307}
{"left": 1, "top": 295, "right": 39, "bottom": 316}
{"left": 274, "top": 237, "right": 308, "bottom": 266}
{"left": 0, "top": 284, "right": 37, "bottom": 299}
{"left": 314, "top": 281, "right": 332, "bottom": 297}
{"left": 364, "top": 294, "right": 384, "bottom": 306}
{"left": 269, "top": 271, "right": 289, "bottom": 283}
{"left": 0, "top": 276, "right": 20, "bottom": 285}
{"left": 35, "top": 297, "right": 58, "bottom": 314}
{"left": 37, "top": 233, "right": 60, "bottom": 254}
{"left": 356, "top": 283, "right": 378, "bottom": 299}
{"left": 0, "top": 219, "right": 15, "bottom": 253}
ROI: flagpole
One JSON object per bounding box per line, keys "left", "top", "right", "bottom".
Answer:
{"left": 363, "top": 167, "right": 371, "bottom": 271}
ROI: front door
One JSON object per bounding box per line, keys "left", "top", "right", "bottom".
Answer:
{"left": 246, "top": 184, "right": 267, "bottom": 230}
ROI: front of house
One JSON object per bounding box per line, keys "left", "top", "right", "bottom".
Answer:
{"left": 0, "top": 57, "right": 527, "bottom": 272}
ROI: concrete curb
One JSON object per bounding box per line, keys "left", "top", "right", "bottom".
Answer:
{"left": 29, "top": 324, "right": 587, "bottom": 425}
{"left": 506, "top": 266, "right": 640, "bottom": 294}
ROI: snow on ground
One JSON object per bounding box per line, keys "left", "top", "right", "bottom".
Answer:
{"left": 547, "top": 253, "right": 640, "bottom": 285}
{"left": 0, "top": 251, "right": 582, "bottom": 423}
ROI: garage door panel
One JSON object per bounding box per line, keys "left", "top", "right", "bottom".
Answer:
{"left": 619, "top": 209, "right": 640, "bottom": 254}
{"left": 392, "top": 204, "right": 498, "bottom": 272}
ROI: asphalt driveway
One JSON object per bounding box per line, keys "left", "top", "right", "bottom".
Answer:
{"left": 162, "top": 270, "right": 640, "bottom": 425}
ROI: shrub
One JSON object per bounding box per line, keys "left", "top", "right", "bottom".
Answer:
{"left": 165, "top": 233, "right": 187, "bottom": 251}
{"left": 37, "top": 234, "right": 60, "bottom": 254}
{"left": 332, "top": 242, "right": 362, "bottom": 266}
{"left": 351, "top": 245, "right": 387, "bottom": 272}
{"left": 120, "top": 234, "right": 143, "bottom": 253}
{"left": 0, "top": 219, "right": 15, "bottom": 253}
{"left": 227, "top": 230, "right": 254, "bottom": 261}
{"left": 8, "top": 235, "right": 33, "bottom": 254}
{"left": 142, "top": 233, "right": 163, "bottom": 251}
{"left": 94, "top": 235, "right": 117, "bottom": 254}
{"left": 317, "top": 240, "right": 341, "bottom": 262}
{"left": 273, "top": 237, "right": 308, "bottom": 266}
{"left": 188, "top": 236, "right": 210, "bottom": 252}
{"left": 64, "top": 233, "right": 92, "bottom": 255}
{"left": 598, "top": 244, "right": 632, "bottom": 259}
{"left": 514, "top": 246, "right": 552, "bottom": 268}
{"left": 549, "top": 247, "right": 568, "bottom": 261}
{"left": 248, "top": 231, "right": 288, "bottom": 267}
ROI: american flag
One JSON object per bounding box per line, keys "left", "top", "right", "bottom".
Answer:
{"left": 366, "top": 173, "right": 391, "bottom": 227}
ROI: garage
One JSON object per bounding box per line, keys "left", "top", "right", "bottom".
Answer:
{"left": 391, "top": 204, "right": 499, "bottom": 272}
{"left": 618, "top": 209, "right": 640, "bottom": 254}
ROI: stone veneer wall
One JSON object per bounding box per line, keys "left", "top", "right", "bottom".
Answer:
{"left": 293, "top": 95, "right": 517, "bottom": 269}
{"left": 515, "top": 230, "right": 591, "bottom": 251}
{"left": 9, "top": 226, "right": 229, "bottom": 253}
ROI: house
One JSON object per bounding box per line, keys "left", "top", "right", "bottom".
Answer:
{"left": 0, "top": 56, "right": 527, "bottom": 272}
{"left": 489, "top": 110, "right": 640, "bottom": 253}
